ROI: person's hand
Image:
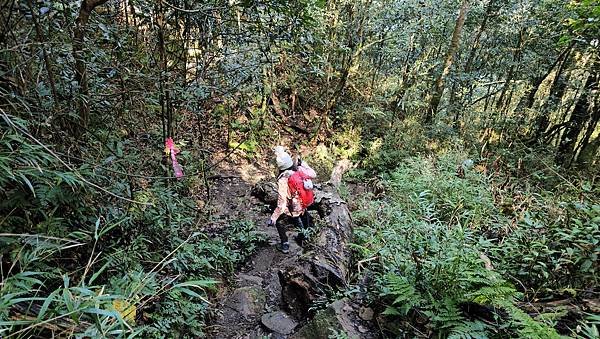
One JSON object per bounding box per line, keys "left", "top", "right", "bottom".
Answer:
{"left": 267, "top": 219, "right": 275, "bottom": 227}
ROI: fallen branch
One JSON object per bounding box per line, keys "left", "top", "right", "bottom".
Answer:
{"left": 207, "top": 174, "right": 240, "bottom": 180}
{"left": 519, "top": 298, "right": 600, "bottom": 316}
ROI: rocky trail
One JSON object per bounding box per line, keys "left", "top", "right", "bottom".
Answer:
{"left": 203, "top": 154, "right": 378, "bottom": 338}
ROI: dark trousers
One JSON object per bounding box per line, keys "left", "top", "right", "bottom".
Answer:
{"left": 276, "top": 212, "right": 312, "bottom": 243}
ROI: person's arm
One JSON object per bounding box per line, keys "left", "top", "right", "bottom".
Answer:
{"left": 270, "top": 176, "right": 289, "bottom": 223}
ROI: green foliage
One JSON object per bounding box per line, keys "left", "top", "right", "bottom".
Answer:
{"left": 576, "top": 313, "right": 600, "bottom": 339}
{"left": 492, "top": 202, "right": 600, "bottom": 291}
{"left": 144, "top": 287, "right": 210, "bottom": 337}
{"left": 172, "top": 220, "right": 266, "bottom": 277}
{"left": 385, "top": 153, "right": 497, "bottom": 228}
{"left": 305, "top": 144, "right": 337, "bottom": 178}
{"left": 331, "top": 127, "right": 363, "bottom": 160}
{"left": 3, "top": 0, "right": 600, "bottom": 336}
{"left": 328, "top": 328, "right": 350, "bottom": 339}
{"left": 0, "top": 116, "right": 266, "bottom": 337}
{"left": 359, "top": 118, "right": 463, "bottom": 173}
{"left": 354, "top": 151, "right": 563, "bottom": 338}
{"left": 0, "top": 116, "right": 90, "bottom": 235}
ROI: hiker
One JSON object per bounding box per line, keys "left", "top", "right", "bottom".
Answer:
{"left": 268, "top": 146, "right": 316, "bottom": 254}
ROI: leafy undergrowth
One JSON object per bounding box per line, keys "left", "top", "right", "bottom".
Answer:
{"left": 352, "top": 151, "right": 599, "bottom": 338}
{"left": 0, "top": 115, "right": 265, "bottom": 337}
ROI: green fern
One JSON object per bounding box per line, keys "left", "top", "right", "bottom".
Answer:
{"left": 501, "top": 303, "right": 561, "bottom": 339}
{"left": 380, "top": 274, "right": 423, "bottom": 316}
{"left": 427, "top": 299, "right": 465, "bottom": 329}
{"left": 448, "top": 320, "right": 490, "bottom": 339}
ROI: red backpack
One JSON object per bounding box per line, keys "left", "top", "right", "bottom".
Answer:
{"left": 288, "top": 170, "right": 314, "bottom": 209}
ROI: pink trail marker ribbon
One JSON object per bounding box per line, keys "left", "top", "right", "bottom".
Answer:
{"left": 164, "top": 137, "right": 184, "bottom": 179}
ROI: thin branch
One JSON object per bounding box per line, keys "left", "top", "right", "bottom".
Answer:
{"left": 1, "top": 110, "right": 150, "bottom": 205}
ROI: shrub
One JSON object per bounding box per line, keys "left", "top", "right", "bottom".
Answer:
{"left": 353, "top": 152, "right": 560, "bottom": 338}
{"left": 0, "top": 114, "right": 263, "bottom": 337}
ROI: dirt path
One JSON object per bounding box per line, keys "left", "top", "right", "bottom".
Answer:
{"left": 201, "top": 153, "right": 304, "bottom": 338}
{"left": 202, "top": 152, "right": 377, "bottom": 338}
{"left": 207, "top": 228, "right": 307, "bottom": 338}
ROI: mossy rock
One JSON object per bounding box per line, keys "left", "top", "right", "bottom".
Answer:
{"left": 292, "top": 299, "right": 360, "bottom": 339}
{"left": 224, "top": 286, "right": 266, "bottom": 317}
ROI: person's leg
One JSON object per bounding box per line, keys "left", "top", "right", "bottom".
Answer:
{"left": 292, "top": 215, "right": 304, "bottom": 230}
{"left": 275, "top": 215, "right": 289, "bottom": 244}
{"left": 302, "top": 211, "right": 313, "bottom": 229}
{"left": 292, "top": 213, "right": 306, "bottom": 244}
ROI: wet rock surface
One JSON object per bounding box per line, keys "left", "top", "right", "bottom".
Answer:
{"left": 224, "top": 286, "right": 266, "bottom": 317}
{"left": 358, "top": 307, "right": 374, "bottom": 321}
{"left": 261, "top": 311, "right": 298, "bottom": 335}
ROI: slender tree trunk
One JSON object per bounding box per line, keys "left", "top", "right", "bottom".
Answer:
{"left": 323, "top": 1, "right": 372, "bottom": 130}
{"left": 327, "top": 2, "right": 359, "bottom": 129}
{"left": 483, "top": 84, "right": 492, "bottom": 112}
{"left": 123, "top": 0, "right": 129, "bottom": 25}
{"left": 515, "top": 76, "right": 543, "bottom": 115}
{"left": 465, "top": 0, "right": 495, "bottom": 74}
{"left": 27, "top": 0, "right": 59, "bottom": 111}
{"left": 521, "top": 44, "right": 574, "bottom": 141}
{"left": 390, "top": 34, "right": 415, "bottom": 119}
{"left": 452, "top": 0, "right": 496, "bottom": 125}
{"left": 73, "top": 0, "right": 109, "bottom": 128}
{"left": 575, "top": 91, "right": 600, "bottom": 164}
{"left": 369, "top": 31, "right": 386, "bottom": 98}
{"left": 425, "top": 0, "right": 469, "bottom": 124}
{"left": 556, "top": 56, "right": 598, "bottom": 165}
{"left": 129, "top": 0, "right": 138, "bottom": 46}
{"left": 577, "top": 134, "right": 600, "bottom": 167}
{"left": 449, "top": 81, "right": 459, "bottom": 125}
{"left": 156, "top": 0, "right": 167, "bottom": 142}
{"left": 528, "top": 43, "right": 573, "bottom": 110}
{"left": 496, "top": 28, "right": 525, "bottom": 112}
{"left": 534, "top": 47, "right": 574, "bottom": 140}
{"left": 504, "top": 81, "right": 517, "bottom": 114}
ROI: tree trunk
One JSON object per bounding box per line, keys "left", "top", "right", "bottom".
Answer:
{"left": 327, "top": 2, "right": 369, "bottom": 129}
{"left": 156, "top": 0, "right": 170, "bottom": 142}
{"left": 495, "top": 27, "right": 525, "bottom": 112}
{"left": 514, "top": 77, "right": 542, "bottom": 114}
{"left": 556, "top": 57, "right": 598, "bottom": 165}
{"left": 577, "top": 135, "right": 600, "bottom": 167}
{"left": 73, "top": 0, "right": 109, "bottom": 128}
{"left": 369, "top": 31, "right": 386, "bottom": 98}
{"left": 452, "top": 0, "right": 496, "bottom": 125}
{"left": 390, "top": 33, "right": 415, "bottom": 120}
{"left": 522, "top": 44, "right": 574, "bottom": 142}
{"left": 574, "top": 91, "right": 600, "bottom": 164}
{"left": 425, "top": 0, "right": 469, "bottom": 124}
{"left": 251, "top": 160, "right": 354, "bottom": 318}
{"left": 464, "top": 0, "right": 495, "bottom": 75}
{"left": 28, "top": 0, "right": 59, "bottom": 111}
{"left": 535, "top": 58, "right": 572, "bottom": 141}
{"left": 516, "top": 43, "right": 574, "bottom": 117}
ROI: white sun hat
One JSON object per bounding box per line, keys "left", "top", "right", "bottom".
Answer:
{"left": 274, "top": 146, "right": 293, "bottom": 170}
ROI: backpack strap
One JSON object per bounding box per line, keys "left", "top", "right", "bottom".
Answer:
{"left": 278, "top": 170, "right": 293, "bottom": 180}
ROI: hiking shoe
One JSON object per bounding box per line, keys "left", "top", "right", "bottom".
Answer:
{"left": 277, "top": 242, "right": 290, "bottom": 254}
